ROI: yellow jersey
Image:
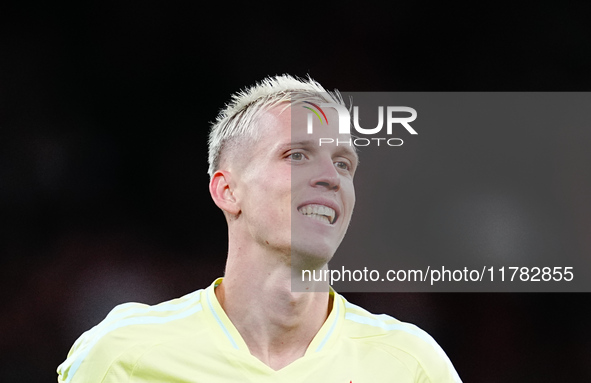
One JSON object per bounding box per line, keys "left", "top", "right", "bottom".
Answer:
{"left": 58, "top": 278, "right": 461, "bottom": 382}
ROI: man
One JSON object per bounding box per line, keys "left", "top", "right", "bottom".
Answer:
{"left": 58, "top": 75, "right": 462, "bottom": 382}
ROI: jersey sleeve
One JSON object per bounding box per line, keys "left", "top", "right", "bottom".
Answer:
{"left": 57, "top": 302, "right": 145, "bottom": 383}
{"left": 395, "top": 322, "right": 462, "bottom": 383}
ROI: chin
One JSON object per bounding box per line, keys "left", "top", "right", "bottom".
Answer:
{"left": 290, "top": 244, "right": 336, "bottom": 271}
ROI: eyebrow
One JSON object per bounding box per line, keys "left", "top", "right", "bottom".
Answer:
{"left": 290, "top": 139, "right": 316, "bottom": 148}
{"left": 278, "top": 139, "right": 359, "bottom": 164}
{"left": 275, "top": 140, "right": 314, "bottom": 152}
{"left": 335, "top": 144, "right": 359, "bottom": 165}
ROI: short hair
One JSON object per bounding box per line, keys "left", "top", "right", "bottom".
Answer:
{"left": 207, "top": 74, "right": 345, "bottom": 177}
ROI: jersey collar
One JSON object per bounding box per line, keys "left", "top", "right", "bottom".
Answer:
{"left": 204, "top": 277, "right": 344, "bottom": 356}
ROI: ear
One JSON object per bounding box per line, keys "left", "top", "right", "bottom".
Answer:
{"left": 209, "top": 170, "right": 240, "bottom": 216}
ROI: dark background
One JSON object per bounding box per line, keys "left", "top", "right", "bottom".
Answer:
{"left": 1, "top": 2, "right": 590, "bottom": 382}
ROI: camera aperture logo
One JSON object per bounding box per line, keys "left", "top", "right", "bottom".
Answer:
{"left": 303, "top": 102, "right": 418, "bottom": 147}
{"left": 302, "top": 101, "right": 329, "bottom": 125}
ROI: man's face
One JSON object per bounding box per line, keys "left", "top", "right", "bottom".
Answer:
{"left": 231, "top": 104, "right": 357, "bottom": 267}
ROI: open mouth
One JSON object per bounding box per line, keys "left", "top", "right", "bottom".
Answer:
{"left": 297, "top": 204, "right": 337, "bottom": 224}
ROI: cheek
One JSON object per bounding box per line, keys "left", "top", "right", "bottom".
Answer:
{"left": 344, "top": 183, "right": 356, "bottom": 208}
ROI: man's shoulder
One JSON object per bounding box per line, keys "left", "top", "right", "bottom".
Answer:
{"left": 341, "top": 297, "right": 434, "bottom": 343}
{"left": 88, "top": 287, "right": 206, "bottom": 342}
{"left": 57, "top": 287, "right": 207, "bottom": 382}
{"left": 338, "top": 295, "right": 462, "bottom": 383}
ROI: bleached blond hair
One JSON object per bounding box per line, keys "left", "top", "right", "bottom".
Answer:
{"left": 207, "top": 74, "right": 345, "bottom": 177}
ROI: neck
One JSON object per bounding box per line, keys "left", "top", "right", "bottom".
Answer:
{"left": 215, "top": 240, "right": 332, "bottom": 370}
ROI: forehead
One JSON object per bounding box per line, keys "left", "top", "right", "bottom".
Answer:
{"left": 254, "top": 104, "right": 358, "bottom": 158}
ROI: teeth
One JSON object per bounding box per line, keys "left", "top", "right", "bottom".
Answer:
{"left": 297, "top": 204, "right": 336, "bottom": 224}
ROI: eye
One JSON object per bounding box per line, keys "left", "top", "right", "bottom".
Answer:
{"left": 287, "top": 152, "right": 306, "bottom": 161}
{"left": 334, "top": 161, "right": 350, "bottom": 171}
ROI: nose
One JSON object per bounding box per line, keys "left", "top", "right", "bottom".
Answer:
{"left": 310, "top": 158, "right": 340, "bottom": 191}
